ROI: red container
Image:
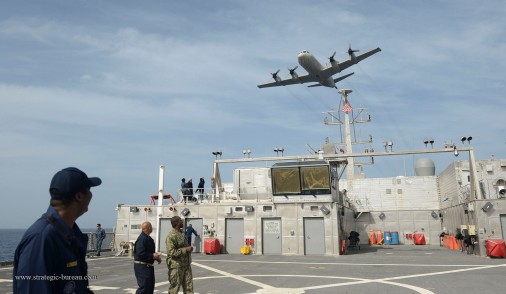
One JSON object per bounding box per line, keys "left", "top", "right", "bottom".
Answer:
{"left": 204, "top": 238, "right": 221, "bottom": 255}
{"left": 413, "top": 233, "right": 425, "bottom": 245}
{"left": 486, "top": 239, "right": 506, "bottom": 258}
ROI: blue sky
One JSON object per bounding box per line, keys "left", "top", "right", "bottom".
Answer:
{"left": 1, "top": 0, "right": 505, "bottom": 229}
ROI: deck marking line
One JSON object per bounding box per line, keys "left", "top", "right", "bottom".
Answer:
{"left": 192, "top": 261, "right": 274, "bottom": 290}
{"left": 383, "top": 263, "right": 506, "bottom": 281}
{"left": 193, "top": 259, "right": 498, "bottom": 267}
{"left": 301, "top": 263, "right": 506, "bottom": 292}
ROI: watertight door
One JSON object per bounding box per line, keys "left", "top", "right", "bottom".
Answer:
{"left": 186, "top": 218, "right": 203, "bottom": 253}
{"left": 262, "top": 218, "right": 282, "bottom": 254}
{"left": 225, "top": 218, "right": 244, "bottom": 254}
{"left": 304, "top": 217, "right": 325, "bottom": 255}
{"left": 500, "top": 214, "right": 506, "bottom": 241}
{"left": 158, "top": 218, "right": 172, "bottom": 253}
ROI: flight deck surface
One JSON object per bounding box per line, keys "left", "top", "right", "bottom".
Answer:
{"left": 2, "top": 245, "right": 505, "bottom": 293}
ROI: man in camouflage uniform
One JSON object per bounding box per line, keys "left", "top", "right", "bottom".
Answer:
{"left": 166, "top": 216, "right": 194, "bottom": 294}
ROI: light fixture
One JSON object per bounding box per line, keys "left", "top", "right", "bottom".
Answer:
{"left": 379, "top": 212, "right": 385, "bottom": 220}
{"left": 429, "top": 138, "right": 434, "bottom": 148}
{"left": 461, "top": 136, "right": 473, "bottom": 145}
{"left": 382, "top": 141, "right": 388, "bottom": 151}
{"left": 431, "top": 211, "right": 438, "bottom": 219}
{"left": 242, "top": 148, "right": 251, "bottom": 158}
{"left": 273, "top": 147, "right": 284, "bottom": 156}
{"left": 423, "top": 138, "right": 429, "bottom": 148}
{"left": 482, "top": 202, "right": 493, "bottom": 212}
{"left": 212, "top": 150, "right": 222, "bottom": 159}
{"left": 453, "top": 146, "right": 459, "bottom": 157}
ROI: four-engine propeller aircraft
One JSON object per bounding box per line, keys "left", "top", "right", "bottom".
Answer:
{"left": 257, "top": 44, "right": 381, "bottom": 89}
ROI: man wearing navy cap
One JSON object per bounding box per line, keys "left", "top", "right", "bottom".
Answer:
{"left": 13, "top": 167, "right": 102, "bottom": 294}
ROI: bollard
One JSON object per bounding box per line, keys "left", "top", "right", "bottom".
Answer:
{"left": 128, "top": 242, "right": 134, "bottom": 257}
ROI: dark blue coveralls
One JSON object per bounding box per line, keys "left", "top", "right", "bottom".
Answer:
{"left": 185, "top": 225, "right": 198, "bottom": 246}
{"left": 133, "top": 232, "right": 156, "bottom": 294}
{"left": 13, "top": 206, "right": 91, "bottom": 293}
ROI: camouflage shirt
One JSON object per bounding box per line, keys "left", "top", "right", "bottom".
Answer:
{"left": 166, "top": 228, "right": 191, "bottom": 269}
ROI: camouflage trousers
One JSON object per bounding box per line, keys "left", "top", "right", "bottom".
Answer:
{"left": 168, "top": 266, "right": 193, "bottom": 294}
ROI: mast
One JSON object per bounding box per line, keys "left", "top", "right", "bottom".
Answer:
{"left": 339, "top": 89, "right": 355, "bottom": 180}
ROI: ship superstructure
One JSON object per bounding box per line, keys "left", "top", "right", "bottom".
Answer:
{"left": 114, "top": 90, "right": 506, "bottom": 257}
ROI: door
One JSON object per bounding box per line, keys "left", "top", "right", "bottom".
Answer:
{"left": 262, "top": 218, "right": 282, "bottom": 254}
{"left": 304, "top": 217, "right": 325, "bottom": 255}
{"left": 225, "top": 218, "right": 244, "bottom": 254}
{"left": 500, "top": 214, "right": 506, "bottom": 241}
{"left": 185, "top": 218, "right": 203, "bottom": 253}
{"left": 158, "top": 218, "right": 172, "bottom": 254}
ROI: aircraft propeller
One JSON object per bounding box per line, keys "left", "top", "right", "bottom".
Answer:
{"left": 347, "top": 44, "right": 359, "bottom": 56}
{"left": 271, "top": 69, "right": 281, "bottom": 80}
{"left": 288, "top": 66, "right": 298, "bottom": 76}
{"left": 329, "top": 51, "right": 337, "bottom": 63}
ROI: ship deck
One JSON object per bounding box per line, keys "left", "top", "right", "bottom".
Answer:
{"left": 2, "top": 245, "right": 506, "bottom": 293}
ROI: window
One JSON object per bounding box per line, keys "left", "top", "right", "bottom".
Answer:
{"left": 300, "top": 166, "right": 331, "bottom": 195}
{"left": 272, "top": 164, "right": 330, "bottom": 196}
{"left": 272, "top": 168, "right": 301, "bottom": 195}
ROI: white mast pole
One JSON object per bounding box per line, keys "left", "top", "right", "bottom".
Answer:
{"left": 339, "top": 89, "right": 354, "bottom": 181}
{"left": 155, "top": 165, "right": 165, "bottom": 252}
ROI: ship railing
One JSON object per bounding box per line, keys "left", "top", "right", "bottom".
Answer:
{"left": 86, "top": 232, "right": 116, "bottom": 253}
{"left": 172, "top": 187, "right": 273, "bottom": 203}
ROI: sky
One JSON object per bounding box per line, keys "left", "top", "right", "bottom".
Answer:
{"left": 1, "top": 0, "right": 505, "bottom": 229}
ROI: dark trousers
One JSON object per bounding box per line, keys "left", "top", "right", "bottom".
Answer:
{"left": 134, "top": 263, "right": 155, "bottom": 294}
{"left": 95, "top": 238, "right": 103, "bottom": 254}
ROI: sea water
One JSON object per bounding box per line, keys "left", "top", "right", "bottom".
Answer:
{"left": 0, "top": 228, "right": 111, "bottom": 262}
{"left": 0, "top": 229, "right": 25, "bottom": 262}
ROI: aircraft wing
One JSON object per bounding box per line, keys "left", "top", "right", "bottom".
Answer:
{"left": 320, "top": 47, "right": 381, "bottom": 78}
{"left": 257, "top": 73, "right": 318, "bottom": 88}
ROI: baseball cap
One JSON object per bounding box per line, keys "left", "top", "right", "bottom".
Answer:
{"left": 49, "top": 167, "right": 102, "bottom": 199}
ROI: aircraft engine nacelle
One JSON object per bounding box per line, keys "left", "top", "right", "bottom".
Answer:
{"left": 271, "top": 69, "right": 282, "bottom": 82}
{"left": 288, "top": 66, "right": 299, "bottom": 80}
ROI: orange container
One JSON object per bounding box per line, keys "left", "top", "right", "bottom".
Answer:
{"left": 376, "top": 230, "right": 384, "bottom": 245}
{"left": 369, "top": 230, "right": 377, "bottom": 245}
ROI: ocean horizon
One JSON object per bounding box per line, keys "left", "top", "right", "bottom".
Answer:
{"left": 0, "top": 228, "right": 112, "bottom": 263}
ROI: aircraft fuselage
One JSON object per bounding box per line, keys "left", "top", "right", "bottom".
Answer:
{"left": 298, "top": 50, "right": 335, "bottom": 88}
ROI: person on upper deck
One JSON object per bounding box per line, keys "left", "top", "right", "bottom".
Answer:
{"left": 196, "top": 177, "right": 205, "bottom": 201}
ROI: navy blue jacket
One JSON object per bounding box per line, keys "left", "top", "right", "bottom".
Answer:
{"left": 134, "top": 232, "right": 155, "bottom": 264}
{"left": 13, "top": 206, "right": 90, "bottom": 293}
{"left": 185, "top": 226, "right": 198, "bottom": 238}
